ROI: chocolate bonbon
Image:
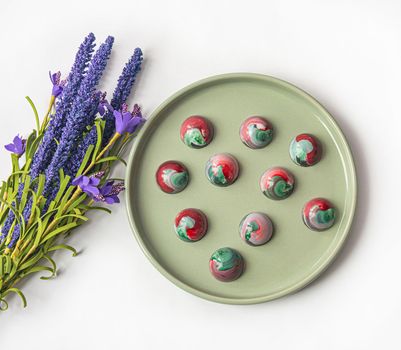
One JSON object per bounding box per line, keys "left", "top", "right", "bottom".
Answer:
{"left": 205, "top": 153, "right": 239, "bottom": 187}
{"left": 239, "top": 212, "right": 273, "bottom": 246}
{"left": 240, "top": 116, "right": 273, "bottom": 149}
{"left": 180, "top": 115, "right": 213, "bottom": 149}
{"left": 156, "top": 161, "right": 189, "bottom": 193}
{"left": 209, "top": 247, "right": 244, "bottom": 282}
{"left": 174, "top": 208, "right": 208, "bottom": 242}
{"left": 302, "top": 198, "right": 336, "bottom": 231}
{"left": 289, "top": 133, "right": 321, "bottom": 167}
{"left": 260, "top": 167, "right": 295, "bottom": 200}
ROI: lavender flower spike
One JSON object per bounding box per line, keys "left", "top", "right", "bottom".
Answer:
{"left": 5, "top": 135, "right": 26, "bottom": 156}
{"left": 103, "top": 48, "right": 143, "bottom": 143}
{"left": 114, "top": 104, "right": 144, "bottom": 135}
{"left": 111, "top": 48, "right": 143, "bottom": 110}
{"left": 65, "top": 127, "right": 98, "bottom": 179}
{"left": 63, "top": 90, "right": 102, "bottom": 179}
{"left": 30, "top": 33, "right": 96, "bottom": 179}
{"left": 72, "top": 175, "right": 101, "bottom": 197}
{"left": 49, "top": 71, "right": 66, "bottom": 98}
{"left": 44, "top": 36, "right": 114, "bottom": 189}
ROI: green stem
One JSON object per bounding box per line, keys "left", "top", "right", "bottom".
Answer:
{"left": 40, "top": 96, "right": 55, "bottom": 133}
{"left": 1, "top": 276, "right": 22, "bottom": 295}
{"left": 44, "top": 188, "right": 82, "bottom": 237}
{"left": 19, "top": 188, "right": 82, "bottom": 265}
{"left": 83, "top": 133, "right": 121, "bottom": 175}
{"left": 25, "top": 96, "right": 40, "bottom": 133}
{"left": 0, "top": 191, "right": 8, "bottom": 214}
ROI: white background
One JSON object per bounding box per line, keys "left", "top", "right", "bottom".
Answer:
{"left": 0, "top": 0, "right": 400, "bottom": 349}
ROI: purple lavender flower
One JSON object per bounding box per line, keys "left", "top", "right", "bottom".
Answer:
{"left": 93, "top": 181, "right": 124, "bottom": 204}
{"left": 83, "top": 91, "right": 102, "bottom": 131}
{"left": 30, "top": 33, "right": 96, "bottom": 180}
{"left": 0, "top": 215, "right": 13, "bottom": 243}
{"left": 49, "top": 71, "right": 66, "bottom": 98}
{"left": 7, "top": 225, "right": 20, "bottom": 248}
{"left": 72, "top": 175, "right": 101, "bottom": 197}
{"left": 44, "top": 36, "right": 114, "bottom": 191}
{"left": 5, "top": 135, "right": 26, "bottom": 156}
{"left": 64, "top": 127, "right": 97, "bottom": 179}
{"left": 103, "top": 48, "right": 143, "bottom": 143}
{"left": 110, "top": 48, "right": 143, "bottom": 110}
{"left": 2, "top": 36, "right": 142, "bottom": 249}
{"left": 0, "top": 206, "right": 16, "bottom": 244}
{"left": 114, "top": 104, "right": 144, "bottom": 135}
{"left": 98, "top": 92, "right": 113, "bottom": 116}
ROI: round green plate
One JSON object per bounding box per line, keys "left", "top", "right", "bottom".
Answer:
{"left": 125, "top": 73, "right": 357, "bottom": 304}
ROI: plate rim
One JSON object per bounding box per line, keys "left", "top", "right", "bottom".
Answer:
{"left": 125, "top": 72, "right": 357, "bottom": 304}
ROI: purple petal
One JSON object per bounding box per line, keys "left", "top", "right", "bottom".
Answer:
{"left": 119, "top": 112, "right": 134, "bottom": 134}
{"left": 93, "top": 193, "right": 105, "bottom": 202}
{"left": 90, "top": 177, "right": 101, "bottom": 186}
{"left": 72, "top": 175, "right": 83, "bottom": 186}
{"left": 126, "top": 117, "right": 143, "bottom": 134}
{"left": 4, "top": 143, "right": 15, "bottom": 153}
{"left": 52, "top": 85, "right": 63, "bottom": 97}
{"left": 100, "top": 182, "right": 113, "bottom": 196}
{"left": 13, "top": 136, "right": 22, "bottom": 148}
{"left": 122, "top": 112, "right": 132, "bottom": 123}
{"left": 113, "top": 110, "right": 123, "bottom": 133}
{"left": 85, "top": 185, "right": 100, "bottom": 197}
{"left": 81, "top": 176, "right": 89, "bottom": 186}
{"left": 105, "top": 196, "right": 119, "bottom": 204}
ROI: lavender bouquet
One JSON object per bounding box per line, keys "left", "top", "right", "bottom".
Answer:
{"left": 0, "top": 33, "right": 144, "bottom": 310}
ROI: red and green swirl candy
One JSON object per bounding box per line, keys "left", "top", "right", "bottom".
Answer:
{"left": 302, "top": 198, "right": 336, "bottom": 231}
{"left": 239, "top": 116, "right": 273, "bottom": 149}
{"left": 209, "top": 247, "right": 244, "bottom": 282}
{"left": 174, "top": 208, "right": 208, "bottom": 242}
{"left": 156, "top": 161, "right": 189, "bottom": 193}
{"left": 205, "top": 153, "right": 239, "bottom": 187}
{"left": 259, "top": 167, "right": 295, "bottom": 200}
{"left": 289, "top": 133, "right": 322, "bottom": 167}
{"left": 239, "top": 212, "right": 273, "bottom": 246}
{"left": 180, "top": 115, "right": 214, "bottom": 149}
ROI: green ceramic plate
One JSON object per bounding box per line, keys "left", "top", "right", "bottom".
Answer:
{"left": 125, "top": 73, "right": 357, "bottom": 304}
